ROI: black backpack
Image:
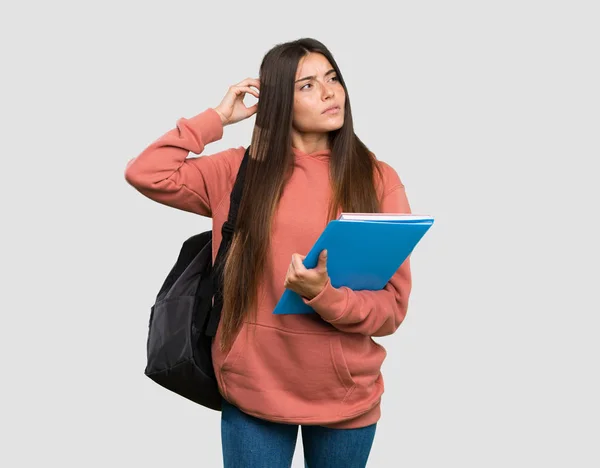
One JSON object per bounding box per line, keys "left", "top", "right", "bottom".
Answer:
{"left": 144, "top": 147, "right": 249, "bottom": 411}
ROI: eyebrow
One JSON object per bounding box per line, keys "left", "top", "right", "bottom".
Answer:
{"left": 295, "top": 69, "right": 336, "bottom": 83}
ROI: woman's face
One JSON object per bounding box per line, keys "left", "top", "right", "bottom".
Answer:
{"left": 292, "top": 52, "right": 346, "bottom": 134}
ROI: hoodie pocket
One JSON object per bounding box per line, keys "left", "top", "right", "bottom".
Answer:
{"left": 218, "top": 322, "right": 248, "bottom": 373}
{"left": 219, "top": 323, "right": 357, "bottom": 417}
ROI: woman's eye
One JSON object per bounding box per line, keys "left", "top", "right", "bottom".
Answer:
{"left": 300, "top": 76, "right": 338, "bottom": 90}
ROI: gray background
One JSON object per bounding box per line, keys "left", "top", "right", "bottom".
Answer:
{"left": 2, "top": 0, "right": 599, "bottom": 466}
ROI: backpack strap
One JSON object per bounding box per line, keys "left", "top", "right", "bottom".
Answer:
{"left": 205, "top": 147, "right": 250, "bottom": 337}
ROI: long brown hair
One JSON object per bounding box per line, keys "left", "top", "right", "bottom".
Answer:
{"left": 218, "top": 38, "right": 384, "bottom": 352}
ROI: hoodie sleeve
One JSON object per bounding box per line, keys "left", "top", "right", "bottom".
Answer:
{"left": 124, "top": 107, "right": 241, "bottom": 217}
{"left": 303, "top": 168, "right": 413, "bottom": 337}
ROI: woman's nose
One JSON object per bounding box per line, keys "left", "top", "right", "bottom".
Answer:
{"left": 322, "top": 85, "right": 335, "bottom": 99}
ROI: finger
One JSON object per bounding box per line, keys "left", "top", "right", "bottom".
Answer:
{"left": 233, "top": 86, "right": 260, "bottom": 99}
{"left": 291, "top": 254, "right": 305, "bottom": 273}
{"left": 236, "top": 78, "right": 261, "bottom": 90}
{"left": 244, "top": 104, "right": 258, "bottom": 116}
{"left": 286, "top": 260, "right": 295, "bottom": 277}
{"left": 289, "top": 254, "right": 296, "bottom": 273}
{"left": 316, "top": 249, "right": 328, "bottom": 270}
{"left": 236, "top": 77, "right": 259, "bottom": 86}
{"left": 285, "top": 264, "right": 295, "bottom": 286}
{"left": 229, "top": 85, "right": 256, "bottom": 99}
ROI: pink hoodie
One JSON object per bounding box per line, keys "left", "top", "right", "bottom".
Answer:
{"left": 125, "top": 108, "right": 412, "bottom": 428}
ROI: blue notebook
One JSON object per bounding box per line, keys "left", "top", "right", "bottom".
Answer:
{"left": 272, "top": 213, "right": 435, "bottom": 315}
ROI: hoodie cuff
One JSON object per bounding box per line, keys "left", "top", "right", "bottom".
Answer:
{"left": 184, "top": 108, "right": 224, "bottom": 146}
{"left": 302, "top": 278, "right": 349, "bottom": 322}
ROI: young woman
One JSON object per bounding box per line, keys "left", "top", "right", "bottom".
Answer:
{"left": 125, "top": 37, "right": 412, "bottom": 468}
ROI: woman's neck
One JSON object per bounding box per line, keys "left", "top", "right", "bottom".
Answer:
{"left": 290, "top": 129, "right": 330, "bottom": 154}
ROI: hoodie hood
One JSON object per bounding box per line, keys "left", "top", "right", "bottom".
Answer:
{"left": 291, "top": 146, "right": 331, "bottom": 161}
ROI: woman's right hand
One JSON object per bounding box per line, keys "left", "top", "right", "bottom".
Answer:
{"left": 213, "top": 78, "right": 260, "bottom": 126}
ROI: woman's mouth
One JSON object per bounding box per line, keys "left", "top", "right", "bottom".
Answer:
{"left": 323, "top": 106, "right": 341, "bottom": 114}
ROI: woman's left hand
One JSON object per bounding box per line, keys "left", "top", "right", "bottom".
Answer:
{"left": 284, "top": 249, "right": 329, "bottom": 301}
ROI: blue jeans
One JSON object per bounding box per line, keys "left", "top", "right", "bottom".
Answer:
{"left": 221, "top": 398, "right": 377, "bottom": 467}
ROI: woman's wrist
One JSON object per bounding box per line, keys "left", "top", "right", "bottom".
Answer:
{"left": 213, "top": 107, "right": 228, "bottom": 126}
